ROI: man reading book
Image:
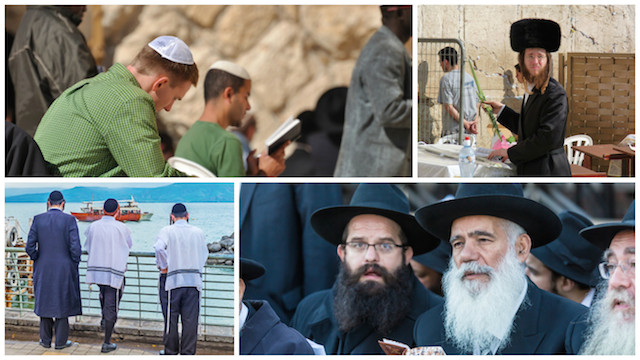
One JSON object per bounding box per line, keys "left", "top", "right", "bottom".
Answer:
{"left": 290, "top": 184, "right": 442, "bottom": 354}
{"left": 175, "top": 60, "right": 286, "bottom": 177}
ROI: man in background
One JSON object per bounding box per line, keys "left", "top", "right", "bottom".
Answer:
{"left": 334, "top": 5, "right": 412, "bottom": 176}
{"left": 9, "top": 5, "right": 98, "bottom": 136}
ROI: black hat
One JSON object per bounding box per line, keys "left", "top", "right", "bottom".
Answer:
{"left": 240, "top": 257, "right": 265, "bottom": 281}
{"left": 311, "top": 184, "right": 439, "bottom": 255}
{"left": 412, "top": 240, "right": 452, "bottom": 274}
{"left": 510, "top": 18, "right": 561, "bottom": 53}
{"left": 171, "top": 203, "right": 188, "bottom": 217}
{"left": 415, "top": 184, "right": 561, "bottom": 248}
{"left": 580, "top": 200, "right": 635, "bottom": 250}
{"left": 531, "top": 211, "right": 601, "bottom": 287}
{"left": 103, "top": 198, "right": 119, "bottom": 213}
{"left": 48, "top": 190, "right": 64, "bottom": 204}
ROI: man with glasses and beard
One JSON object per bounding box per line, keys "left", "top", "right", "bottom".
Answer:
{"left": 290, "top": 184, "right": 442, "bottom": 354}
{"left": 413, "top": 184, "right": 588, "bottom": 354}
{"left": 575, "top": 201, "right": 635, "bottom": 355}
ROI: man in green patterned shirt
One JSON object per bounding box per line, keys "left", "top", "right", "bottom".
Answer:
{"left": 34, "top": 36, "right": 199, "bottom": 177}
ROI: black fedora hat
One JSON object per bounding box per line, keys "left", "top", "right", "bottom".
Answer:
{"left": 531, "top": 211, "right": 601, "bottom": 287}
{"left": 240, "top": 257, "right": 265, "bottom": 281}
{"left": 510, "top": 18, "right": 561, "bottom": 53}
{"left": 415, "top": 183, "right": 561, "bottom": 248}
{"left": 311, "top": 184, "right": 439, "bottom": 255}
{"left": 580, "top": 200, "right": 635, "bottom": 251}
{"left": 412, "top": 240, "right": 452, "bottom": 275}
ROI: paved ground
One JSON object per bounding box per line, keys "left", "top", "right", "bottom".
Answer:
{"left": 5, "top": 339, "right": 160, "bottom": 355}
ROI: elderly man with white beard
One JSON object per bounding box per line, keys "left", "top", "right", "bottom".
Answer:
{"left": 412, "top": 183, "right": 588, "bottom": 355}
{"left": 573, "top": 200, "right": 635, "bottom": 355}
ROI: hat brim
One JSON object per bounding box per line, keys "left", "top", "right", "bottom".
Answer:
{"left": 531, "top": 246, "right": 598, "bottom": 287}
{"left": 580, "top": 222, "right": 635, "bottom": 250}
{"left": 415, "top": 195, "right": 561, "bottom": 247}
{"left": 240, "top": 258, "right": 265, "bottom": 281}
{"left": 311, "top": 206, "right": 439, "bottom": 255}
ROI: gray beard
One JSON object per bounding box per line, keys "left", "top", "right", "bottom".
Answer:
{"left": 580, "top": 281, "right": 635, "bottom": 355}
{"left": 442, "top": 248, "right": 527, "bottom": 354}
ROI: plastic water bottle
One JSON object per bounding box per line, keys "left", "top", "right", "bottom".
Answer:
{"left": 459, "top": 136, "right": 476, "bottom": 177}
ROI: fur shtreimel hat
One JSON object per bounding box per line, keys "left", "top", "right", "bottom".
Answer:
{"left": 510, "top": 18, "right": 561, "bottom": 53}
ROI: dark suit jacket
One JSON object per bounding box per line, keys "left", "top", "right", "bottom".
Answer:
{"left": 291, "top": 276, "right": 443, "bottom": 355}
{"left": 413, "top": 280, "right": 588, "bottom": 354}
{"left": 26, "top": 208, "right": 82, "bottom": 318}
{"left": 498, "top": 77, "right": 571, "bottom": 176}
{"left": 240, "top": 183, "right": 343, "bottom": 324}
{"left": 240, "top": 300, "right": 315, "bottom": 355}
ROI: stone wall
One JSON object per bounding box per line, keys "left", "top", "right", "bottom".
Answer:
{"left": 417, "top": 5, "right": 635, "bottom": 146}
{"left": 6, "top": 5, "right": 382, "bottom": 151}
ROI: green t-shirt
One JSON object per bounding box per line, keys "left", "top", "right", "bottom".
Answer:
{"left": 175, "top": 121, "right": 246, "bottom": 177}
{"left": 34, "top": 63, "right": 182, "bottom": 177}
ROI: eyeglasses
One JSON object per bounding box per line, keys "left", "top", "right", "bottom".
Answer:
{"left": 344, "top": 241, "right": 405, "bottom": 255}
{"left": 598, "top": 260, "right": 635, "bottom": 279}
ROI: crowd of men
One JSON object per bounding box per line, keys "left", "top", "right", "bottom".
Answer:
{"left": 26, "top": 192, "right": 208, "bottom": 354}
{"left": 241, "top": 183, "right": 635, "bottom": 355}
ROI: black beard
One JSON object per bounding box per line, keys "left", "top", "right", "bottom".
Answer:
{"left": 333, "top": 261, "right": 414, "bottom": 336}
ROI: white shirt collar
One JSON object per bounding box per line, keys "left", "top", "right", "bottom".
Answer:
{"left": 581, "top": 288, "right": 596, "bottom": 307}
{"left": 239, "top": 301, "right": 249, "bottom": 331}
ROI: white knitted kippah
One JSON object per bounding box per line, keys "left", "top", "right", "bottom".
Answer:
{"left": 209, "top": 60, "right": 251, "bottom": 80}
{"left": 148, "top": 36, "right": 194, "bottom": 65}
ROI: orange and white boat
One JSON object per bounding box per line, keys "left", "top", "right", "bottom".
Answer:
{"left": 71, "top": 197, "right": 153, "bottom": 222}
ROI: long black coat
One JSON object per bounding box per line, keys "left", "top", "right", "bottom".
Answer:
{"left": 498, "top": 77, "right": 571, "bottom": 176}
{"left": 240, "top": 300, "right": 315, "bottom": 355}
{"left": 240, "top": 183, "right": 343, "bottom": 324}
{"left": 413, "top": 280, "right": 588, "bottom": 355}
{"left": 26, "top": 208, "right": 82, "bottom": 318}
{"left": 291, "top": 276, "right": 443, "bottom": 355}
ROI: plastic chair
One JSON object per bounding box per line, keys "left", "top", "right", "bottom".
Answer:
{"left": 167, "top": 157, "right": 216, "bottom": 178}
{"left": 564, "top": 134, "right": 593, "bottom": 166}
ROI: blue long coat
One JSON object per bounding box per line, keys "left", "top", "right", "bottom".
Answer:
{"left": 413, "top": 279, "right": 588, "bottom": 354}
{"left": 240, "top": 300, "right": 315, "bottom": 355}
{"left": 26, "top": 208, "right": 82, "bottom": 317}
{"left": 240, "top": 183, "right": 343, "bottom": 324}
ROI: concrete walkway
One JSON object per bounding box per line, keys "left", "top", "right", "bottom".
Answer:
{"left": 5, "top": 339, "right": 160, "bottom": 355}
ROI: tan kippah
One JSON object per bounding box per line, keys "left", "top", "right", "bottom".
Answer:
{"left": 209, "top": 60, "right": 251, "bottom": 80}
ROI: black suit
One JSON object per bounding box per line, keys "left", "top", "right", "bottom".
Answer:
{"left": 498, "top": 77, "right": 571, "bottom": 176}
{"left": 413, "top": 280, "right": 588, "bottom": 354}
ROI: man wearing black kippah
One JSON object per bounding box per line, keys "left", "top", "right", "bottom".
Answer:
{"left": 154, "top": 203, "right": 208, "bottom": 355}
{"left": 26, "top": 191, "right": 82, "bottom": 350}
{"left": 84, "top": 198, "right": 133, "bottom": 353}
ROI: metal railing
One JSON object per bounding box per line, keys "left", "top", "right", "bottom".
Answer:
{"left": 5, "top": 248, "right": 234, "bottom": 331}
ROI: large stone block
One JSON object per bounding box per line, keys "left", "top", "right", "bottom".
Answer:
{"left": 214, "top": 5, "right": 279, "bottom": 58}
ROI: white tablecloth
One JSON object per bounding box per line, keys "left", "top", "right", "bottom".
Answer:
{"left": 417, "top": 144, "right": 516, "bottom": 177}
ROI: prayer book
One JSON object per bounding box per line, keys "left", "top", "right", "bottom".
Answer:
{"left": 265, "top": 116, "right": 301, "bottom": 155}
{"left": 378, "top": 338, "right": 446, "bottom": 355}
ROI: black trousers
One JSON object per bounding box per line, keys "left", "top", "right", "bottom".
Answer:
{"left": 159, "top": 274, "right": 168, "bottom": 344}
{"left": 99, "top": 284, "right": 123, "bottom": 344}
{"left": 40, "top": 317, "right": 69, "bottom": 347}
{"left": 164, "top": 287, "right": 200, "bottom": 355}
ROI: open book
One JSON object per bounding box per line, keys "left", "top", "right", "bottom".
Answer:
{"left": 378, "top": 338, "right": 446, "bottom": 355}
{"left": 265, "top": 116, "right": 301, "bottom": 155}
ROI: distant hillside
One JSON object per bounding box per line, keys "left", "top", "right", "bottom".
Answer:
{"left": 5, "top": 183, "right": 234, "bottom": 203}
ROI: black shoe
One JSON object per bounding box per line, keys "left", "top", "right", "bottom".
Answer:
{"left": 38, "top": 340, "right": 51, "bottom": 349}
{"left": 101, "top": 343, "right": 117, "bottom": 353}
{"left": 54, "top": 340, "right": 74, "bottom": 350}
